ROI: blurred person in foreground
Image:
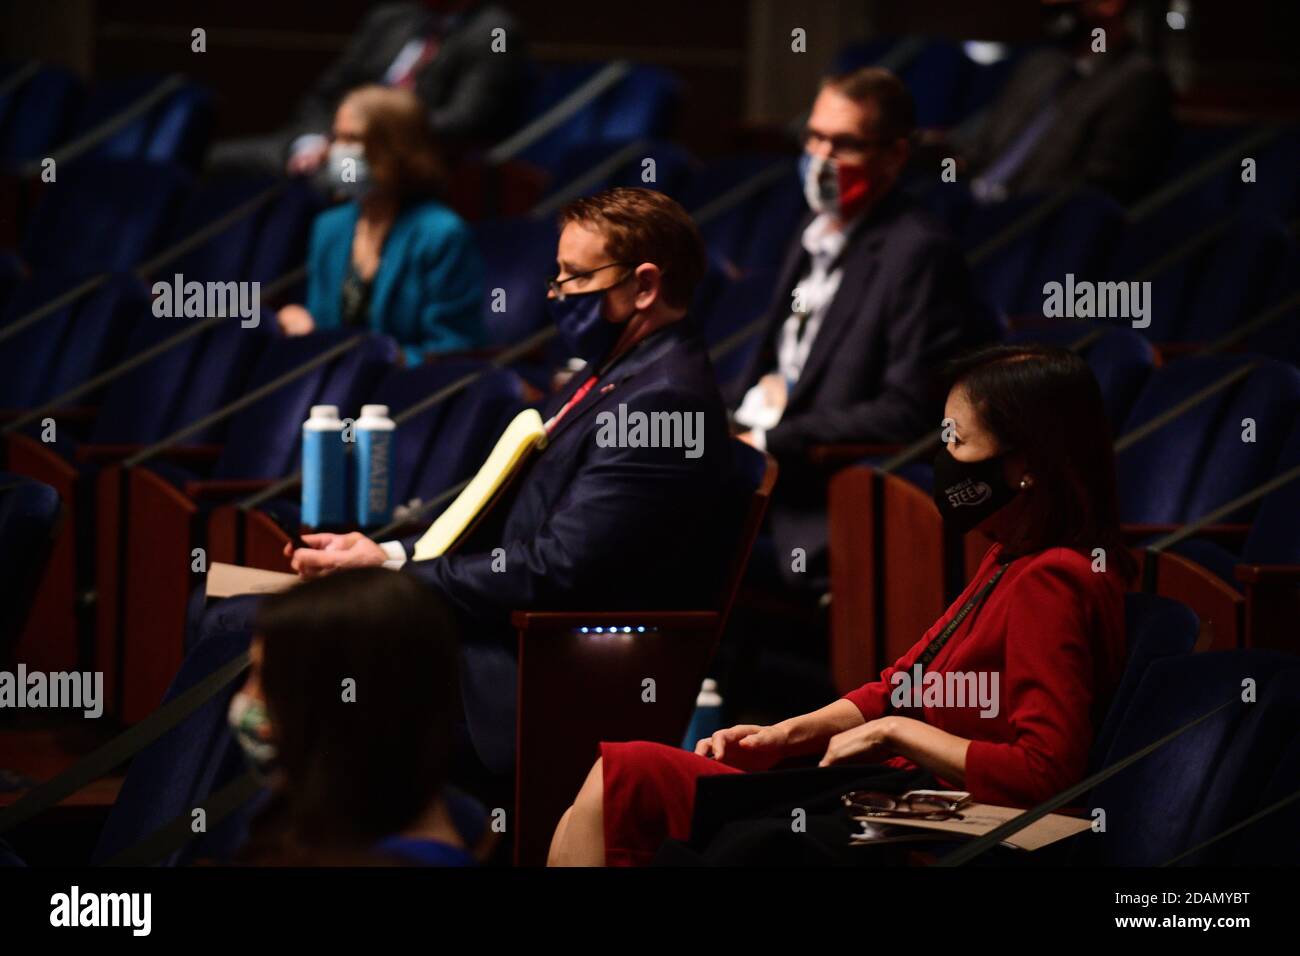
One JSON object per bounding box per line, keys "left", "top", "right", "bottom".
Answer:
{"left": 233, "top": 568, "right": 481, "bottom": 866}
{"left": 275, "top": 85, "right": 486, "bottom": 365}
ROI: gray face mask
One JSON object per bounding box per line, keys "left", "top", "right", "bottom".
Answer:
{"left": 326, "top": 142, "right": 372, "bottom": 199}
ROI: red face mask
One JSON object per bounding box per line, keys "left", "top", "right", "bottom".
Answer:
{"left": 800, "top": 153, "right": 874, "bottom": 221}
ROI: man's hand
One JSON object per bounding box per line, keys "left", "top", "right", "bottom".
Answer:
{"left": 757, "top": 372, "right": 787, "bottom": 413}
{"left": 285, "top": 532, "right": 388, "bottom": 579}
{"left": 277, "top": 305, "right": 316, "bottom": 336}
{"left": 819, "top": 716, "right": 899, "bottom": 767}
{"left": 286, "top": 140, "right": 328, "bottom": 176}
{"left": 695, "top": 723, "right": 790, "bottom": 771}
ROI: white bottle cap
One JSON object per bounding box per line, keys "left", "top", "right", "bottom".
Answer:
{"left": 701, "top": 678, "right": 718, "bottom": 693}
{"left": 360, "top": 404, "right": 390, "bottom": 419}
{"left": 309, "top": 405, "right": 339, "bottom": 420}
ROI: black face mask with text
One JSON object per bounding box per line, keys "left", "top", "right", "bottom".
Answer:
{"left": 931, "top": 449, "right": 1018, "bottom": 535}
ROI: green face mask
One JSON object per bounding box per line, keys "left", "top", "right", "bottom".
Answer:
{"left": 227, "top": 691, "right": 279, "bottom": 777}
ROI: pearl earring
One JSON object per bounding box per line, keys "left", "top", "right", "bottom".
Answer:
{"left": 1019, "top": 475, "right": 1033, "bottom": 490}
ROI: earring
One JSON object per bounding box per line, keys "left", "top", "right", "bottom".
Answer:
{"left": 1019, "top": 475, "right": 1034, "bottom": 490}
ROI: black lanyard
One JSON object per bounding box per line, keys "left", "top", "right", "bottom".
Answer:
{"left": 912, "top": 562, "right": 1010, "bottom": 677}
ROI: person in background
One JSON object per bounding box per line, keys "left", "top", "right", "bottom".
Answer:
{"left": 207, "top": 0, "right": 526, "bottom": 177}
{"left": 945, "top": 0, "right": 1173, "bottom": 203}
{"left": 550, "top": 345, "right": 1132, "bottom": 865}
{"left": 730, "top": 66, "right": 994, "bottom": 595}
{"left": 275, "top": 85, "right": 486, "bottom": 365}
{"left": 233, "top": 568, "right": 479, "bottom": 867}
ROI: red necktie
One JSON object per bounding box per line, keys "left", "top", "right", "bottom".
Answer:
{"left": 393, "top": 36, "right": 440, "bottom": 89}
{"left": 545, "top": 376, "right": 598, "bottom": 435}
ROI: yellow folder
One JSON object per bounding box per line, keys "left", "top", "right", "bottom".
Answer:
{"left": 412, "top": 408, "right": 548, "bottom": 561}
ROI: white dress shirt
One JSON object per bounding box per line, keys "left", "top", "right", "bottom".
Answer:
{"left": 733, "top": 213, "right": 857, "bottom": 450}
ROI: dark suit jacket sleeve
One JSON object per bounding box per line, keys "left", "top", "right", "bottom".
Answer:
{"left": 426, "top": 14, "right": 525, "bottom": 138}
{"left": 1076, "top": 67, "right": 1172, "bottom": 200}
{"left": 290, "top": 6, "right": 405, "bottom": 138}
{"left": 762, "top": 238, "right": 979, "bottom": 457}
{"left": 400, "top": 381, "right": 723, "bottom": 622}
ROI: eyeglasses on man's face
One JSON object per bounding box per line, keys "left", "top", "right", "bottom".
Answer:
{"left": 800, "top": 127, "right": 891, "bottom": 163}
{"left": 546, "top": 261, "right": 634, "bottom": 300}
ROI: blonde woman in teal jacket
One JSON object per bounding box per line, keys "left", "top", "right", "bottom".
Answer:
{"left": 277, "top": 86, "right": 485, "bottom": 366}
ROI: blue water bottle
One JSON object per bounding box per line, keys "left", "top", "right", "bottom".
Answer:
{"left": 354, "top": 403, "right": 395, "bottom": 527}
{"left": 301, "top": 404, "right": 346, "bottom": 528}
{"left": 681, "top": 679, "right": 724, "bottom": 750}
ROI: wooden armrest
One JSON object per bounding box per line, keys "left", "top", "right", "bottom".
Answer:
{"left": 807, "top": 443, "right": 903, "bottom": 468}
{"left": 1235, "top": 564, "right": 1300, "bottom": 585}
{"left": 511, "top": 610, "right": 719, "bottom": 631}
{"left": 184, "top": 478, "right": 279, "bottom": 501}
{"left": 76, "top": 443, "right": 145, "bottom": 464}
{"left": 1124, "top": 523, "right": 1252, "bottom": 548}
{"left": 0, "top": 405, "right": 98, "bottom": 424}
{"left": 76, "top": 442, "right": 222, "bottom": 466}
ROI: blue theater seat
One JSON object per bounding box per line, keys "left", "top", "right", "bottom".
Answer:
{"left": 0, "top": 472, "right": 61, "bottom": 659}
{"left": 1149, "top": 213, "right": 1294, "bottom": 343}
{"left": 1238, "top": 125, "right": 1300, "bottom": 221}
{"left": 1232, "top": 693, "right": 1300, "bottom": 865}
{"left": 1156, "top": 416, "right": 1300, "bottom": 650}
{"left": 71, "top": 75, "right": 214, "bottom": 169}
{"left": 242, "top": 180, "right": 324, "bottom": 287}
{"left": 471, "top": 216, "right": 558, "bottom": 346}
{"left": 1073, "top": 650, "right": 1300, "bottom": 865}
{"left": 1116, "top": 355, "right": 1300, "bottom": 526}
{"left": 153, "top": 175, "right": 280, "bottom": 284}
{"left": 683, "top": 156, "right": 805, "bottom": 276}
{"left": 0, "top": 272, "right": 148, "bottom": 411}
{"left": 543, "top": 138, "right": 697, "bottom": 201}
{"left": 1244, "top": 256, "right": 1298, "bottom": 366}
{"left": 1088, "top": 592, "right": 1199, "bottom": 771}
{"left": 21, "top": 160, "right": 192, "bottom": 276}
{"left": 972, "top": 187, "right": 1125, "bottom": 320}
{"left": 697, "top": 268, "right": 779, "bottom": 389}
{"left": 516, "top": 64, "right": 682, "bottom": 175}
{"left": 4, "top": 315, "right": 270, "bottom": 675}
{"left": 0, "top": 65, "right": 81, "bottom": 169}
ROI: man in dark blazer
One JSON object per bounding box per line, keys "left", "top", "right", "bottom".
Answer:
{"left": 730, "top": 68, "right": 994, "bottom": 593}
{"left": 191, "top": 189, "right": 735, "bottom": 774}
{"left": 208, "top": 1, "right": 527, "bottom": 176}
{"left": 952, "top": 0, "right": 1172, "bottom": 203}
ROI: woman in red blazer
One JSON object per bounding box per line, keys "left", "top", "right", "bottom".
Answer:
{"left": 549, "top": 344, "right": 1135, "bottom": 865}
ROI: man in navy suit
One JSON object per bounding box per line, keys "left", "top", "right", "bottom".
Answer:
{"left": 730, "top": 67, "right": 995, "bottom": 595}
{"left": 196, "top": 188, "right": 734, "bottom": 774}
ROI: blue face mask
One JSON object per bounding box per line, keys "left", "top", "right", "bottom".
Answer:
{"left": 547, "top": 286, "right": 627, "bottom": 368}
